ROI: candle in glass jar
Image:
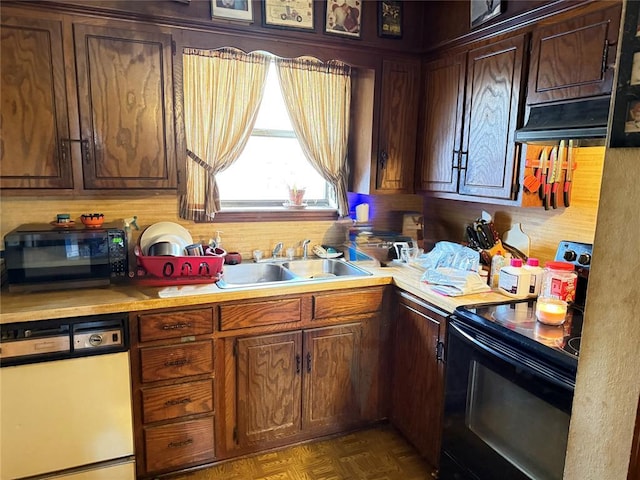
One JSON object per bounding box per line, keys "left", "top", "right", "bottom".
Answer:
{"left": 536, "top": 297, "right": 568, "bottom": 325}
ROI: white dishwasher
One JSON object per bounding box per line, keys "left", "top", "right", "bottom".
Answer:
{"left": 0, "top": 313, "right": 135, "bottom": 480}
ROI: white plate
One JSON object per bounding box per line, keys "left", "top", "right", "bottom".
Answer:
{"left": 139, "top": 222, "right": 193, "bottom": 256}
{"left": 312, "top": 244, "right": 343, "bottom": 259}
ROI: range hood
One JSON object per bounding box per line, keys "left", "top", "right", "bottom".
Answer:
{"left": 514, "top": 97, "right": 611, "bottom": 145}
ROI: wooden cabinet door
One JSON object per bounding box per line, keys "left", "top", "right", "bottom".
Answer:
{"left": 527, "top": 4, "right": 621, "bottom": 105}
{"left": 0, "top": 15, "right": 73, "bottom": 189}
{"left": 236, "top": 331, "right": 302, "bottom": 446}
{"left": 376, "top": 59, "right": 419, "bottom": 193}
{"left": 391, "top": 292, "right": 445, "bottom": 468}
{"left": 73, "top": 23, "right": 177, "bottom": 190}
{"left": 417, "top": 53, "right": 466, "bottom": 193}
{"left": 302, "top": 324, "right": 362, "bottom": 433}
{"left": 460, "top": 35, "right": 524, "bottom": 199}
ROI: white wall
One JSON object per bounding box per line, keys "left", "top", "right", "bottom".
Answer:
{"left": 564, "top": 146, "right": 640, "bottom": 478}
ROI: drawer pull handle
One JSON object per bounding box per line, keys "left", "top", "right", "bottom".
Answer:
{"left": 161, "top": 323, "right": 191, "bottom": 330}
{"left": 164, "top": 358, "right": 190, "bottom": 367}
{"left": 165, "top": 397, "right": 192, "bottom": 407}
{"left": 167, "top": 438, "right": 193, "bottom": 449}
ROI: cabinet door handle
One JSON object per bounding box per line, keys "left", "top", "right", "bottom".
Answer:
{"left": 296, "top": 354, "right": 301, "bottom": 374}
{"left": 306, "top": 352, "right": 312, "bottom": 373}
{"left": 379, "top": 150, "right": 388, "bottom": 170}
{"left": 436, "top": 340, "right": 445, "bottom": 363}
{"left": 459, "top": 151, "right": 468, "bottom": 171}
{"left": 601, "top": 39, "right": 616, "bottom": 73}
{"left": 167, "top": 438, "right": 193, "bottom": 449}
{"left": 164, "top": 358, "right": 190, "bottom": 367}
{"left": 165, "top": 397, "right": 192, "bottom": 407}
{"left": 452, "top": 150, "right": 460, "bottom": 169}
{"left": 161, "top": 322, "right": 191, "bottom": 330}
{"left": 80, "top": 139, "right": 91, "bottom": 164}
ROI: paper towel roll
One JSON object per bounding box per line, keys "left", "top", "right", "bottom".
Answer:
{"left": 355, "top": 203, "right": 369, "bottom": 223}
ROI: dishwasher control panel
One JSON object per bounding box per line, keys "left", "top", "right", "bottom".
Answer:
{"left": 0, "top": 313, "right": 128, "bottom": 367}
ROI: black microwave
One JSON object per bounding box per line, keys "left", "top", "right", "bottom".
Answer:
{"left": 4, "top": 223, "right": 128, "bottom": 292}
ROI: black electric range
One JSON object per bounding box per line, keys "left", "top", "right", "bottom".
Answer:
{"left": 453, "top": 298, "right": 583, "bottom": 374}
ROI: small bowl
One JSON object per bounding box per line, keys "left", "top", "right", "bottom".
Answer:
{"left": 80, "top": 213, "right": 104, "bottom": 228}
{"left": 148, "top": 241, "right": 183, "bottom": 257}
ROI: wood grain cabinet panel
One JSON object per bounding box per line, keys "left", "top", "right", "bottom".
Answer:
{"left": 460, "top": 35, "right": 525, "bottom": 199}
{"left": 376, "top": 59, "right": 420, "bottom": 193}
{"left": 73, "top": 23, "right": 177, "bottom": 190}
{"left": 302, "top": 324, "right": 361, "bottom": 431}
{"left": 527, "top": 3, "right": 622, "bottom": 105}
{"left": 142, "top": 379, "right": 214, "bottom": 424}
{"left": 219, "top": 297, "right": 302, "bottom": 330}
{"left": 418, "top": 35, "right": 524, "bottom": 201}
{"left": 144, "top": 416, "right": 215, "bottom": 473}
{"left": 138, "top": 308, "right": 213, "bottom": 342}
{"left": 418, "top": 53, "right": 466, "bottom": 194}
{"left": 0, "top": 15, "right": 73, "bottom": 189}
{"left": 236, "top": 331, "right": 303, "bottom": 446}
{"left": 391, "top": 291, "right": 446, "bottom": 469}
{"left": 313, "top": 288, "right": 383, "bottom": 319}
{"left": 140, "top": 340, "right": 213, "bottom": 383}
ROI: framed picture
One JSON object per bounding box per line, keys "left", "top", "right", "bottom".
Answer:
{"left": 325, "top": 0, "right": 362, "bottom": 39}
{"left": 470, "top": 0, "right": 503, "bottom": 29}
{"left": 378, "top": 0, "right": 402, "bottom": 38}
{"left": 211, "top": 0, "right": 253, "bottom": 22}
{"left": 263, "top": 0, "right": 314, "bottom": 31}
{"left": 610, "top": 2, "right": 640, "bottom": 147}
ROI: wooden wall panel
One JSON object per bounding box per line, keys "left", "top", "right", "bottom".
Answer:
{"left": 0, "top": 193, "right": 423, "bottom": 259}
{"left": 422, "top": 146, "right": 605, "bottom": 263}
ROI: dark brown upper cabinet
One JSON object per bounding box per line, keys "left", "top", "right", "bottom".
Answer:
{"left": 418, "top": 52, "right": 466, "bottom": 194}
{"left": 74, "top": 24, "right": 177, "bottom": 190}
{"left": 375, "top": 59, "right": 420, "bottom": 193}
{"left": 0, "top": 15, "right": 73, "bottom": 189}
{"left": 418, "top": 34, "right": 525, "bottom": 202}
{"left": 527, "top": 3, "right": 622, "bottom": 105}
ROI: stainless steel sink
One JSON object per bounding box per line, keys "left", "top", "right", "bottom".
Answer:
{"left": 216, "top": 263, "right": 298, "bottom": 289}
{"left": 216, "top": 258, "right": 371, "bottom": 289}
{"left": 282, "top": 258, "right": 372, "bottom": 279}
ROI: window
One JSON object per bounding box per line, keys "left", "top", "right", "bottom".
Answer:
{"left": 216, "top": 62, "right": 334, "bottom": 209}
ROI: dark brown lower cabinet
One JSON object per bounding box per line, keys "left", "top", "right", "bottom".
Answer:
{"left": 235, "top": 323, "right": 363, "bottom": 449}
{"left": 391, "top": 290, "right": 447, "bottom": 469}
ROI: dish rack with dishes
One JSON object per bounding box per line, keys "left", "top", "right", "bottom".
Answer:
{"left": 132, "top": 245, "right": 226, "bottom": 286}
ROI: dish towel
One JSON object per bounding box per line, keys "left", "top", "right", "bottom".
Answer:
{"left": 422, "top": 267, "right": 491, "bottom": 296}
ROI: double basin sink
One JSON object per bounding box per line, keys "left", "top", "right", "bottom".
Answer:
{"left": 216, "top": 258, "right": 372, "bottom": 289}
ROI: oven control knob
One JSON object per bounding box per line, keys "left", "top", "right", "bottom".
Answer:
{"left": 563, "top": 250, "right": 577, "bottom": 262}
{"left": 89, "top": 333, "right": 104, "bottom": 346}
{"left": 578, "top": 253, "right": 591, "bottom": 266}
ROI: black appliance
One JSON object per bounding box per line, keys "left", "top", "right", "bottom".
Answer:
{"left": 439, "top": 241, "right": 592, "bottom": 480}
{"left": 4, "top": 223, "right": 128, "bottom": 292}
{"left": 514, "top": 97, "right": 610, "bottom": 145}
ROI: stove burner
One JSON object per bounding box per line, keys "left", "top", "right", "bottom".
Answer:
{"left": 565, "top": 337, "right": 581, "bottom": 356}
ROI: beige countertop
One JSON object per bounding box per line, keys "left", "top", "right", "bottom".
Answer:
{"left": 0, "top": 264, "right": 511, "bottom": 324}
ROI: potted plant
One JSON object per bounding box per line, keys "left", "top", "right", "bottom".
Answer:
{"left": 287, "top": 184, "right": 306, "bottom": 206}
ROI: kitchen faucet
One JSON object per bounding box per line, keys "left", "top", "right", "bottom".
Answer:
{"left": 302, "top": 239, "right": 311, "bottom": 259}
{"left": 272, "top": 242, "right": 283, "bottom": 259}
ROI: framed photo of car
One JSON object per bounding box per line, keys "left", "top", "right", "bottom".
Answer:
{"left": 325, "top": 0, "right": 362, "bottom": 38}
{"left": 211, "top": 0, "right": 253, "bottom": 22}
{"left": 263, "top": 0, "right": 314, "bottom": 31}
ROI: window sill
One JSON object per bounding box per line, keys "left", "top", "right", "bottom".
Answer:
{"left": 200, "top": 207, "right": 340, "bottom": 223}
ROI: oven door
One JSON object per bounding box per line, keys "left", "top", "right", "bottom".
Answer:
{"left": 440, "top": 318, "right": 575, "bottom": 480}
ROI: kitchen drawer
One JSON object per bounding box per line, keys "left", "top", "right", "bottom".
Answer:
{"left": 142, "top": 379, "right": 214, "bottom": 424}
{"left": 144, "top": 416, "right": 215, "bottom": 473}
{"left": 313, "top": 288, "right": 384, "bottom": 319}
{"left": 138, "top": 308, "right": 214, "bottom": 342}
{"left": 219, "top": 297, "right": 301, "bottom": 331}
{"left": 140, "top": 340, "right": 213, "bottom": 383}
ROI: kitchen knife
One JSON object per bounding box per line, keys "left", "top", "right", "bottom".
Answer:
{"left": 564, "top": 140, "right": 575, "bottom": 207}
{"left": 552, "top": 140, "right": 566, "bottom": 209}
{"left": 466, "top": 225, "right": 480, "bottom": 249}
{"left": 539, "top": 147, "right": 549, "bottom": 201}
{"left": 545, "top": 146, "right": 557, "bottom": 210}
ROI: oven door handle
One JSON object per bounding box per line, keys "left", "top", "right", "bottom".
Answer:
{"left": 448, "top": 320, "right": 575, "bottom": 392}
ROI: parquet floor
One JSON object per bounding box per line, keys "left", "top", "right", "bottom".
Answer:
{"left": 168, "top": 425, "right": 435, "bottom": 480}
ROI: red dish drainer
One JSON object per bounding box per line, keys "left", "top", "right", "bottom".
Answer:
{"left": 132, "top": 245, "right": 225, "bottom": 286}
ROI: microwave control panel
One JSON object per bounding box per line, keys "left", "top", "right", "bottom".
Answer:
{"left": 107, "top": 230, "right": 128, "bottom": 278}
